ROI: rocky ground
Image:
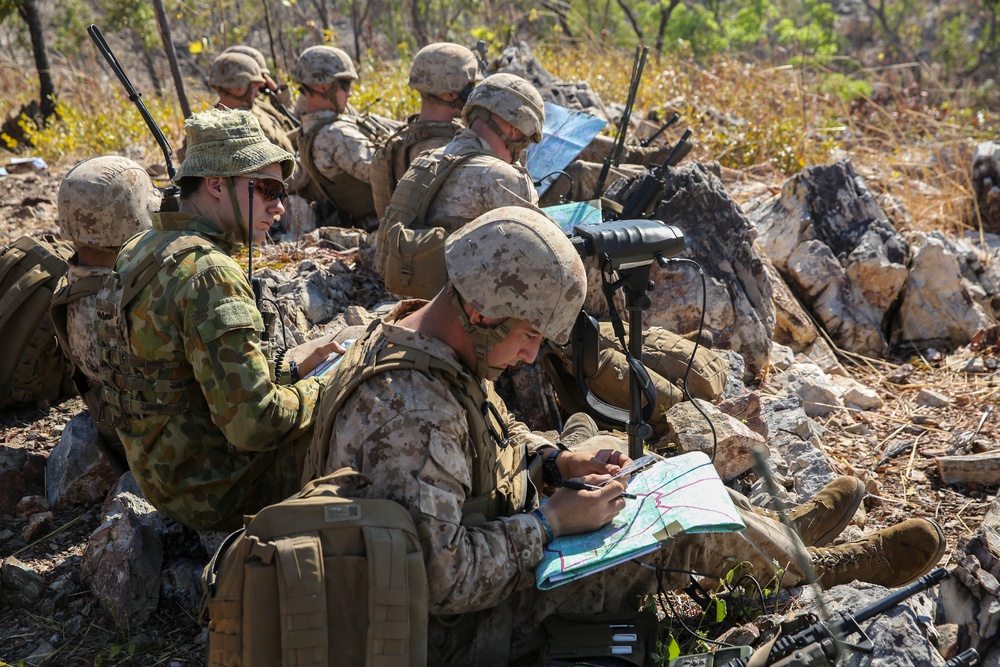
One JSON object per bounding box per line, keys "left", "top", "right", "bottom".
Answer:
{"left": 1, "top": 157, "right": 998, "bottom": 666}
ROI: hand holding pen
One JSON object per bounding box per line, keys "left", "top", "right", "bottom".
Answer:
{"left": 561, "top": 479, "right": 637, "bottom": 500}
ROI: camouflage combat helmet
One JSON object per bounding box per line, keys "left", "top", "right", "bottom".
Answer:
{"left": 173, "top": 109, "right": 294, "bottom": 181}
{"left": 408, "top": 42, "right": 481, "bottom": 103}
{"left": 58, "top": 155, "right": 157, "bottom": 249}
{"left": 461, "top": 73, "right": 544, "bottom": 161}
{"left": 208, "top": 52, "right": 266, "bottom": 91}
{"left": 445, "top": 206, "right": 585, "bottom": 378}
{"left": 292, "top": 45, "right": 358, "bottom": 86}
{"left": 224, "top": 45, "right": 270, "bottom": 75}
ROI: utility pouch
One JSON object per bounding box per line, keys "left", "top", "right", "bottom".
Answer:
{"left": 541, "top": 609, "right": 658, "bottom": 667}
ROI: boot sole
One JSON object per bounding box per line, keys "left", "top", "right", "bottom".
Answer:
{"left": 808, "top": 477, "right": 865, "bottom": 547}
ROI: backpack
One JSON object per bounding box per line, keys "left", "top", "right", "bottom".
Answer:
{"left": 202, "top": 467, "right": 428, "bottom": 667}
{"left": 372, "top": 146, "right": 482, "bottom": 299}
{"left": 0, "top": 235, "right": 75, "bottom": 408}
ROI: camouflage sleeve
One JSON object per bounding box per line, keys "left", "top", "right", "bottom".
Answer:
{"left": 482, "top": 160, "right": 538, "bottom": 207}
{"left": 313, "top": 121, "right": 374, "bottom": 183}
{"left": 179, "top": 262, "right": 326, "bottom": 451}
{"left": 328, "top": 371, "right": 544, "bottom": 615}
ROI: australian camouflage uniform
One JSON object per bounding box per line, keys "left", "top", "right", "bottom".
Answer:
{"left": 96, "top": 212, "right": 327, "bottom": 531}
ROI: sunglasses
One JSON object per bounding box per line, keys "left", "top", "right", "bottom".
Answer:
{"left": 337, "top": 79, "right": 352, "bottom": 92}
{"left": 240, "top": 173, "right": 287, "bottom": 201}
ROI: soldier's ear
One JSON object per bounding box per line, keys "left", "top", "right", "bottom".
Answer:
{"left": 205, "top": 176, "right": 226, "bottom": 202}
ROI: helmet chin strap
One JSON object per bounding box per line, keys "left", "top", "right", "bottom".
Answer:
{"left": 468, "top": 108, "right": 531, "bottom": 163}
{"left": 225, "top": 178, "right": 251, "bottom": 247}
{"left": 448, "top": 284, "right": 515, "bottom": 381}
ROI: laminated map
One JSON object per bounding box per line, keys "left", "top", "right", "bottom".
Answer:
{"left": 535, "top": 451, "right": 745, "bottom": 590}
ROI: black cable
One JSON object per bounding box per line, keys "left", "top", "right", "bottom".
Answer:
{"left": 533, "top": 169, "right": 575, "bottom": 203}
{"left": 262, "top": 296, "right": 291, "bottom": 348}
{"left": 655, "top": 255, "right": 718, "bottom": 463}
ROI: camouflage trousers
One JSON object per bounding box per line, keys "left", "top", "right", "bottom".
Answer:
{"left": 429, "top": 415, "right": 808, "bottom": 666}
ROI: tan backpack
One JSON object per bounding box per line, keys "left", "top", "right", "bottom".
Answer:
{"left": 202, "top": 468, "right": 428, "bottom": 667}
{"left": 0, "top": 235, "right": 75, "bottom": 408}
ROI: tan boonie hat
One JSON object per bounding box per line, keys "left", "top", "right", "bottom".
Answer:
{"left": 208, "top": 52, "right": 266, "bottom": 90}
{"left": 173, "top": 109, "right": 294, "bottom": 182}
{"left": 445, "top": 206, "right": 586, "bottom": 344}
{"left": 58, "top": 155, "right": 157, "bottom": 248}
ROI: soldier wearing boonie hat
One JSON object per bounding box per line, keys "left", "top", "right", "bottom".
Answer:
{"left": 95, "top": 108, "right": 344, "bottom": 533}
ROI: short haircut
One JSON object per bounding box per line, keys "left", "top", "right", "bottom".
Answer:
{"left": 177, "top": 176, "right": 205, "bottom": 200}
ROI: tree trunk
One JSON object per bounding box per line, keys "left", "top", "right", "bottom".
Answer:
{"left": 18, "top": 0, "right": 56, "bottom": 121}
{"left": 410, "top": 0, "right": 427, "bottom": 46}
{"left": 655, "top": 0, "right": 681, "bottom": 54}
{"left": 615, "top": 0, "right": 643, "bottom": 41}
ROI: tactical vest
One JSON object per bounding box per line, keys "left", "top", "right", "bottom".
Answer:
{"left": 295, "top": 114, "right": 379, "bottom": 222}
{"left": 50, "top": 272, "right": 130, "bottom": 472}
{"left": 373, "top": 143, "right": 485, "bottom": 299}
{"left": 308, "top": 319, "right": 531, "bottom": 524}
{"left": 96, "top": 232, "right": 217, "bottom": 427}
{"left": 370, "top": 117, "right": 463, "bottom": 219}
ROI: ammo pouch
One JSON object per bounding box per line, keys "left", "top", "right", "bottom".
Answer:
{"left": 541, "top": 610, "right": 658, "bottom": 667}
{"left": 202, "top": 468, "right": 428, "bottom": 667}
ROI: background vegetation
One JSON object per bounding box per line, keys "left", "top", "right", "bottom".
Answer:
{"left": 1, "top": 0, "right": 998, "bottom": 234}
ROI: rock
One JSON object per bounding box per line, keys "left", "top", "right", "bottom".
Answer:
{"left": 22, "top": 511, "right": 53, "bottom": 542}
{"left": 918, "top": 388, "right": 952, "bottom": 408}
{"left": 885, "top": 363, "right": 915, "bottom": 384}
{"left": 794, "top": 583, "right": 947, "bottom": 666}
{"left": 769, "top": 342, "right": 795, "bottom": 372}
{"left": 720, "top": 349, "right": 748, "bottom": 399}
{"left": 755, "top": 395, "right": 837, "bottom": 502}
{"left": 16, "top": 495, "right": 49, "bottom": 516}
{"left": 973, "top": 141, "right": 1000, "bottom": 234}
{"left": 830, "top": 376, "right": 884, "bottom": 411}
{"left": 893, "top": 231, "right": 996, "bottom": 348}
{"left": 1, "top": 556, "right": 45, "bottom": 610}
{"left": 22, "top": 641, "right": 57, "bottom": 666}
{"left": 606, "top": 162, "right": 775, "bottom": 380}
{"left": 661, "top": 399, "right": 767, "bottom": 480}
{"left": 0, "top": 445, "right": 46, "bottom": 516}
{"left": 753, "top": 159, "right": 909, "bottom": 358}
{"left": 768, "top": 362, "right": 845, "bottom": 418}
{"left": 45, "top": 412, "right": 118, "bottom": 509}
{"left": 160, "top": 558, "right": 207, "bottom": 614}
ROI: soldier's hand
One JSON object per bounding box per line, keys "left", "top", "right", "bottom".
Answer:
{"left": 558, "top": 447, "right": 631, "bottom": 482}
{"left": 287, "top": 334, "right": 347, "bottom": 376}
{"left": 541, "top": 474, "right": 629, "bottom": 538}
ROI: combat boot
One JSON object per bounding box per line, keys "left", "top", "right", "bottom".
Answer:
{"left": 807, "top": 518, "right": 946, "bottom": 589}
{"left": 750, "top": 476, "right": 865, "bottom": 547}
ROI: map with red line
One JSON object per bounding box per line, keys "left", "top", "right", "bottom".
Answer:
{"left": 535, "top": 451, "right": 745, "bottom": 590}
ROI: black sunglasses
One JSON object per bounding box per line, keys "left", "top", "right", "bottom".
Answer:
{"left": 248, "top": 177, "right": 287, "bottom": 202}
{"left": 337, "top": 79, "right": 352, "bottom": 92}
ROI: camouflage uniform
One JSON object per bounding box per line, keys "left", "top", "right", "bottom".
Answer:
{"left": 97, "top": 212, "right": 324, "bottom": 531}
{"left": 312, "top": 211, "right": 810, "bottom": 665}
{"left": 298, "top": 108, "right": 376, "bottom": 208}
{"left": 60, "top": 262, "right": 112, "bottom": 385}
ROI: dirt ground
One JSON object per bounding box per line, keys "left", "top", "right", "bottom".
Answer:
{"left": 0, "top": 161, "right": 996, "bottom": 666}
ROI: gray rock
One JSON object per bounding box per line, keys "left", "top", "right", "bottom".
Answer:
{"left": 753, "top": 159, "right": 909, "bottom": 358}
{"left": 45, "top": 412, "right": 117, "bottom": 509}
{"left": 768, "top": 362, "right": 845, "bottom": 418}
{"left": 893, "top": 231, "right": 996, "bottom": 348}
{"left": 794, "top": 582, "right": 947, "bottom": 666}
{"left": 1, "top": 556, "right": 45, "bottom": 610}
{"left": 606, "top": 162, "right": 775, "bottom": 380}
{"left": 756, "top": 395, "right": 837, "bottom": 502}
{"left": 918, "top": 388, "right": 952, "bottom": 408}
{"left": 0, "top": 445, "right": 46, "bottom": 516}
{"left": 769, "top": 342, "right": 795, "bottom": 372}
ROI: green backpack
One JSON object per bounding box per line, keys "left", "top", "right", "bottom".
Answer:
{"left": 203, "top": 468, "right": 428, "bottom": 667}
{"left": 0, "top": 235, "right": 75, "bottom": 408}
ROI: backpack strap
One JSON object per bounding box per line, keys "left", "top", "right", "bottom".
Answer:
{"left": 275, "top": 535, "right": 328, "bottom": 667}
{"left": 364, "top": 525, "right": 414, "bottom": 667}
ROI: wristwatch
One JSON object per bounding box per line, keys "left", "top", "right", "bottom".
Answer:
{"left": 542, "top": 448, "right": 562, "bottom": 487}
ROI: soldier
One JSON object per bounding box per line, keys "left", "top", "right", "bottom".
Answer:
{"left": 223, "top": 44, "right": 299, "bottom": 138}
{"left": 96, "top": 109, "right": 344, "bottom": 532}
{"left": 290, "top": 45, "right": 385, "bottom": 227}
{"left": 207, "top": 51, "right": 295, "bottom": 155}
{"left": 308, "top": 207, "right": 946, "bottom": 665}
{"left": 375, "top": 72, "right": 727, "bottom": 431}
{"left": 374, "top": 71, "right": 543, "bottom": 298}
{"left": 370, "top": 42, "right": 481, "bottom": 217}
{"left": 50, "top": 155, "right": 157, "bottom": 473}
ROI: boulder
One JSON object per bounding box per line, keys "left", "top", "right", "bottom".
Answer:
{"left": 661, "top": 399, "right": 767, "bottom": 480}
{"left": 0, "top": 445, "right": 46, "bottom": 516}
{"left": 754, "top": 395, "right": 838, "bottom": 503}
{"left": 767, "top": 362, "right": 845, "bottom": 418}
{"left": 752, "top": 159, "right": 909, "bottom": 358}
{"left": 893, "top": 231, "right": 997, "bottom": 348}
{"left": 607, "top": 162, "right": 775, "bottom": 380}
{"left": 45, "top": 412, "right": 117, "bottom": 509}
{"left": 1, "top": 556, "right": 45, "bottom": 610}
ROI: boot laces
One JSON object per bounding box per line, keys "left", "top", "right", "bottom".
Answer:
{"left": 812, "top": 534, "right": 885, "bottom": 573}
